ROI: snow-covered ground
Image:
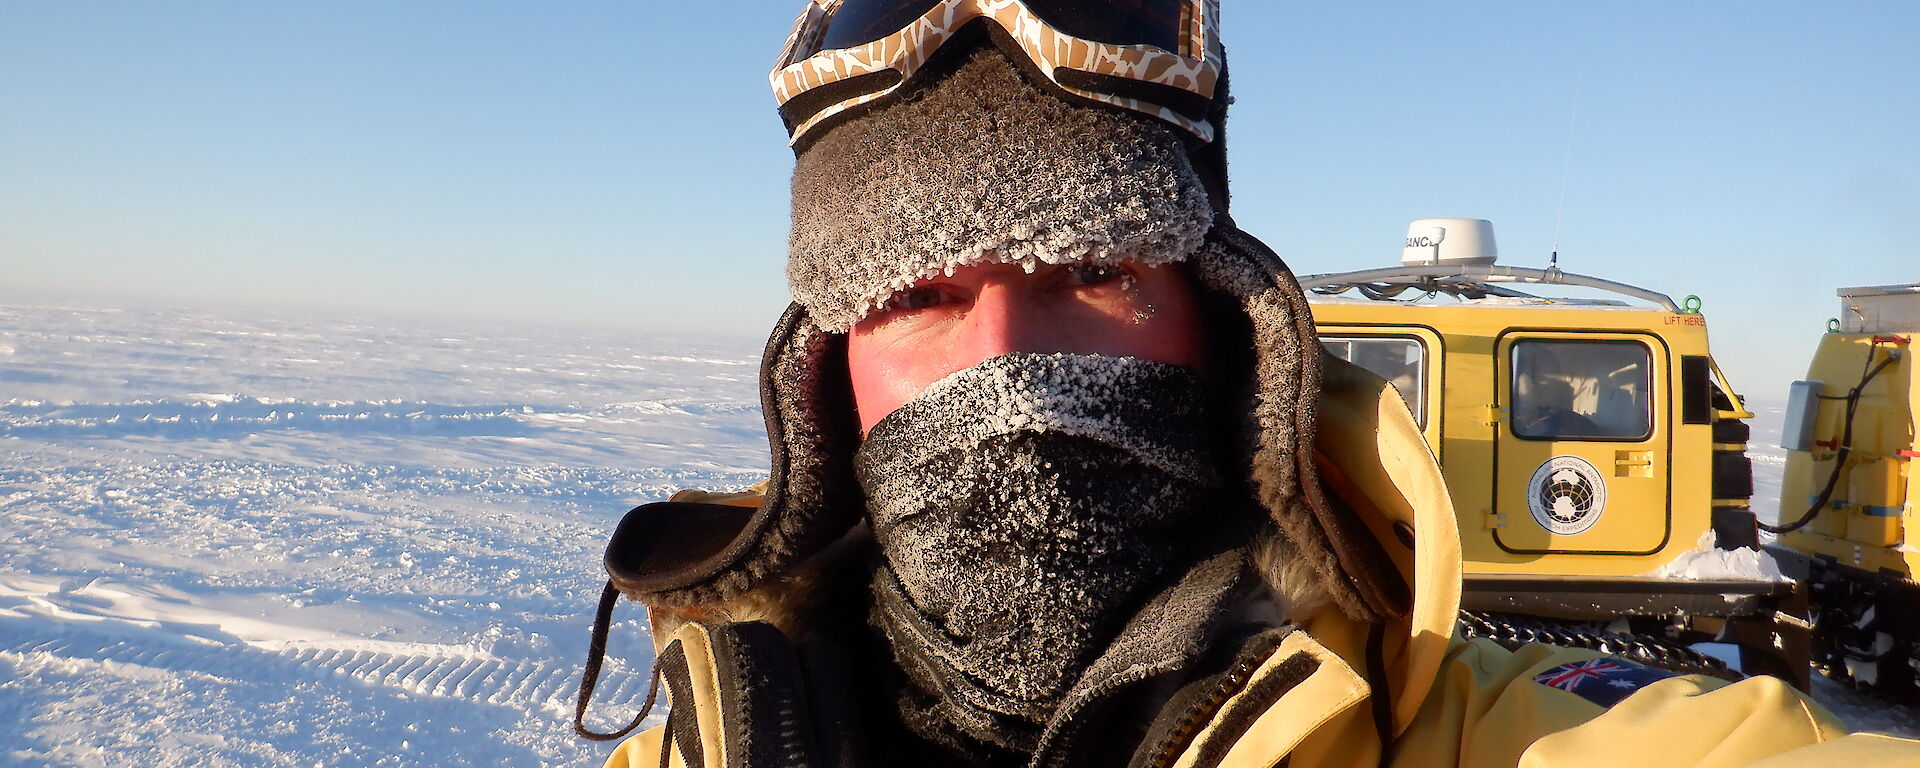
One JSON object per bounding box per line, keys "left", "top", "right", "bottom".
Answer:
{"left": 1, "top": 300, "right": 766, "bottom": 766}
{"left": 1, "top": 299, "right": 1914, "bottom": 766}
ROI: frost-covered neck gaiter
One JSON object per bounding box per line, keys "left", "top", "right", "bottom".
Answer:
{"left": 853, "top": 353, "right": 1222, "bottom": 754}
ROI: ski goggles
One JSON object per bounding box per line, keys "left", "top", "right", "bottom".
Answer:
{"left": 772, "top": 0, "right": 1223, "bottom": 147}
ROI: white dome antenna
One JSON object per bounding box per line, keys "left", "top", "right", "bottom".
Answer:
{"left": 1401, "top": 218, "right": 1498, "bottom": 266}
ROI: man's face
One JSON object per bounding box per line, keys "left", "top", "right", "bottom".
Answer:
{"left": 846, "top": 260, "right": 1207, "bottom": 433}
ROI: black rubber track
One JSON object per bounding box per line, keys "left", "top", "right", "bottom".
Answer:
{"left": 1712, "top": 419, "right": 1751, "bottom": 444}
{"left": 1713, "top": 450, "right": 1755, "bottom": 499}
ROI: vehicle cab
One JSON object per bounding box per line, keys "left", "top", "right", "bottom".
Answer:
{"left": 1301, "top": 219, "right": 1806, "bottom": 684}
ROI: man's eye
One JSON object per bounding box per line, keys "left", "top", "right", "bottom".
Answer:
{"left": 886, "top": 287, "right": 945, "bottom": 312}
{"left": 1066, "top": 264, "right": 1123, "bottom": 287}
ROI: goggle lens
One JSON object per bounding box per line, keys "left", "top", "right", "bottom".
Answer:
{"left": 817, "top": 0, "right": 946, "bottom": 52}
{"left": 1024, "top": 0, "right": 1191, "bottom": 55}
{"left": 809, "top": 0, "right": 1195, "bottom": 58}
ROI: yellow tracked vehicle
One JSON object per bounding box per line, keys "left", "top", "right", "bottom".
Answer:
{"left": 1770, "top": 283, "right": 1919, "bottom": 699}
{"left": 1301, "top": 219, "right": 1807, "bottom": 685}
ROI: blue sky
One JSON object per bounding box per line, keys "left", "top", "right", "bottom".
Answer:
{"left": 3, "top": 1, "right": 1914, "bottom": 400}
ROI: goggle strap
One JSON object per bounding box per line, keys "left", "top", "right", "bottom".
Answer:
{"left": 778, "top": 69, "right": 905, "bottom": 134}
{"left": 1053, "top": 68, "right": 1214, "bottom": 127}
{"left": 786, "top": 20, "right": 996, "bottom": 148}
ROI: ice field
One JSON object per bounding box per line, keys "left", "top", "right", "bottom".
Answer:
{"left": 0, "top": 300, "right": 767, "bottom": 766}
{"left": 0, "top": 298, "right": 1913, "bottom": 767}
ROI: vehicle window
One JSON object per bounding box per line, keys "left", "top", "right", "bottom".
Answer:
{"left": 1511, "top": 340, "right": 1652, "bottom": 440}
{"left": 1323, "top": 336, "right": 1425, "bottom": 426}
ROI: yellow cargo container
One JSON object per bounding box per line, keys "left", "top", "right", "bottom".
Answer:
{"left": 1771, "top": 283, "right": 1918, "bottom": 696}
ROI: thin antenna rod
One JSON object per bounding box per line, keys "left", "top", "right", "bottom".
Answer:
{"left": 1550, "top": 94, "right": 1579, "bottom": 268}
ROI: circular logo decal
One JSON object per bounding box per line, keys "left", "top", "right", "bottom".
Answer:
{"left": 1527, "top": 456, "right": 1607, "bottom": 535}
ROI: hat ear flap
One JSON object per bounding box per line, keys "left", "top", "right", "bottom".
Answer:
{"left": 1190, "top": 226, "right": 1411, "bottom": 622}
{"left": 605, "top": 303, "right": 864, "bottom": 608}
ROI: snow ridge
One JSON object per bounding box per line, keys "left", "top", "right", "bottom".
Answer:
{"left": 1, "top": 397, "right": 533, "bottom": 439}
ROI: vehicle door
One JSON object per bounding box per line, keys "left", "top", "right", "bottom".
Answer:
{"left": 1494, "top": 332, "right": 1670, "bottom": 554}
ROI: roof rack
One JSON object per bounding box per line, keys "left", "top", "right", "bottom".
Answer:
{"left": 1297, "top": 264, "right": 1680, "bottom": 313}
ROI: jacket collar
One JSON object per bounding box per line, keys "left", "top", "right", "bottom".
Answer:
{"left": 1309, "top": 356, "right": 1462, "bottom": 738}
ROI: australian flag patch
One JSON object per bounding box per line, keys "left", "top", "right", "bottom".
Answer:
{"left": 1532, "top": 657, "right": 1677, "bottom": 707}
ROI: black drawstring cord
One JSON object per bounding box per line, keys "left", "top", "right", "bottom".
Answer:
{"left": 657, "top": 705, "right": 679, "bottom": 768}
{"left": 575, "top": 580, "right": 665, "bottom": 742}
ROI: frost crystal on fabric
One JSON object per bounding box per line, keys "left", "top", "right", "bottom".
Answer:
{"left": 853, "top": 353, "right": 1221, "bottom": 752}
{"left": 789, "top": 47, "right": 1215, "bottom": 332}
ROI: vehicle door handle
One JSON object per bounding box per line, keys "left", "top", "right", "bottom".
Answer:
{"left": 1615, "top": 450, "right": 1654, "bottom": 478}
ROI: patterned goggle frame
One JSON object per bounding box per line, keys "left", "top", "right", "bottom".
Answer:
{"left": 771, "top": 0, "right": 1222, "bottom": 147}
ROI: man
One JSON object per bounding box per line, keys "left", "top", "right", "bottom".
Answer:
{"left": 577, "top": 2, "right": 1920, "bottom": 766}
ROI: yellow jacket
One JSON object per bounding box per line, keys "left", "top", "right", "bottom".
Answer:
{"left": 602, "top": 361, "right": 1920, "bottom": 767}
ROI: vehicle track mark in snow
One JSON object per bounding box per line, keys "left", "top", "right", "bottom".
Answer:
{"left": 0, "top": 618, "right": 608, "bottom": 717}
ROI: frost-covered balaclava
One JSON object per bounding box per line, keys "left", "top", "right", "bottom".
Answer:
{"left": 854, "top": 353, "right": 1222, "bottom": 753}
